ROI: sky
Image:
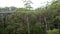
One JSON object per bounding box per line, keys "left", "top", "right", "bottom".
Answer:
{"left": 0, "top": 0, "right": 52, "bottom": 9}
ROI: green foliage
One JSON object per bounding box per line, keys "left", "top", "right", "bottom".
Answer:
{"left": 48, "top": 29, "right": 59, "bottom": 34}
{"left": 0, "top": 0, "right": 60, "bottom": 34}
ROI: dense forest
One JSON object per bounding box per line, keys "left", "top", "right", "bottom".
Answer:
{"left": 0, "top": 0, "right": 60, "bottom": 34}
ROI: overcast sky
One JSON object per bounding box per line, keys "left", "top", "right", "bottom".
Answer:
{"left": 0, "top": 0, "right": 52, "bottom": 9}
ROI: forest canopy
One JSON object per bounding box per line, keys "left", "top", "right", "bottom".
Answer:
{"left": 0, "top": 0, "right": 60, "bottom": 34}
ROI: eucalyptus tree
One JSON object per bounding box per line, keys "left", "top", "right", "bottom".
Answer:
{"left": 22, "top": 0, "right": 33, "bottom": 34}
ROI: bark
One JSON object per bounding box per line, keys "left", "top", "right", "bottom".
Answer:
{"left": 44, "top": 17, "right": 48, "bottom": 34}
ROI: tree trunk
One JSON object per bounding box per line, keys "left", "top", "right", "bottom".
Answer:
{"left": 44, "top": 17, "right": 48, "bottom": 34}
